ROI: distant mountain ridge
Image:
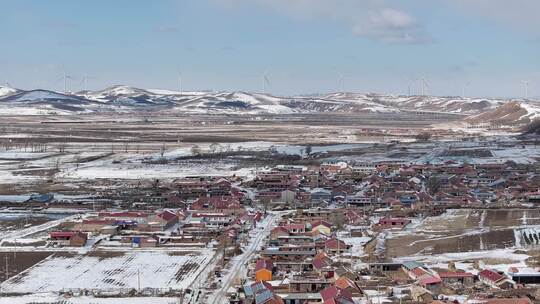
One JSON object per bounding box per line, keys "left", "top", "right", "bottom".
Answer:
{"left": 0, "top": 85, "right": 537, "bottom": 125}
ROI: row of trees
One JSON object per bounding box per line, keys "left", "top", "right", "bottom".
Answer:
{"left": 190, "top": 143, "right": 314, "bottom": 157}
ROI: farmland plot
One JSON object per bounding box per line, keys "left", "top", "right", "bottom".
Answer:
{"left": 1, "top": 250, "right": 213, "bottom": 293}
{"left": 384, "top": 209, "right": 540, "bottom": 257}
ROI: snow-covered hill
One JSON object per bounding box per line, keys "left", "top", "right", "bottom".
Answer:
{"left": 0, "top": 86, "right": 19, "bottom": 98}
{"left": 466, "top": 101, "right": 540, "bottom": 125}
{"left": 0, "top": 85, "right": 534, "bottom": 121}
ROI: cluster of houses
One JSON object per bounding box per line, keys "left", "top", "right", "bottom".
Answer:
{"left": 237, "top": 209, "right": 364, "bottom": 304}
{"left": 40, "top": 161, "right": 540, "bottom": 303}
{"left": 246, "top": 161, "right": 539, "bottom": 210}
{"left": 48, "top": 178, "right": 263, "bottom": 249}
{"left": 233, "top": 210, "right": 539, "bottom": 304}
{"left": 228, "top": 203, "right": 540, "bottom": 304}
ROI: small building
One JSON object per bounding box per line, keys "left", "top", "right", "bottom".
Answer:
{"left": 289, "top": 278, "right": 333, "bottom": 293}
{"left": 260, "top": 250, "right": 316, "bottom": 261}
{"left": 140, "top": 235, "right": 159, "bottom": 248}
{"left": 320, "top": 286, "right": 354, "bottom": 304}
{"left": 280, "top": 190, "right": 296, "bottom": 204}
{"left": 311, "top": 220, "right": 332, "bottom": 236}
{"left": 345, "top": 194, "right": 373, "bottom": 207}
{"left": 270, "top": 226, "right": 291, "bottom": 240}
{"left": 310, "top": 189, "right": 332, "bottom": 203}
{"left": 283, "top": 224, "right": 306, "bottom": 234}
{"left": 419, "top": 276, "right": 442, "bottom": 293}
{"left": 280, "top": 293, "right": 322, "bottom": 304}
{"left": 244, "top": 280, "right": 274, "bottom": 298}
{"left": 507, "top": 267, "right": 540, "bottom": 284}
{"left": 324, "top": 238, "right": 350, "bottom": 254}
{"left": 335, "top": 277, "right": 363, "bottom": 295}
{"left": 478, "top": 269, "right": 515, "bottom": 289}
{"left": 49, "top": 231, "right": 87, "bottom": 247}
{"left": 274, "top": 261, "right": 313, "bottom": 273}
{"left": 255, "top": 259, "right": 273, "bottom": 282}
{"left": 378, "top": 217, "right": 411, "bottom": 229}
{"left": 437, "top": 271, "right": 474, "bottom": 285}
{"left": 368, "top": 262, "right": 402, "bottom": 273}
{"left": 254, "top": 289, "right": 284, "bottom": 304}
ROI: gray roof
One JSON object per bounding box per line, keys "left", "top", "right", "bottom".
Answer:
{"left": 402, "top": 261, "right": 424, "bottom": 270}
{"left": 279, "top": 293, "right": 322, "bottom": 300}
{"left": 244, "top": 281, "right": 271, "bottom": 297}
{"left": 261, "top": 250, "right": 316, "bottom": 256}
{"left": 255, "top": 289, "right": 274, "bottom": 304}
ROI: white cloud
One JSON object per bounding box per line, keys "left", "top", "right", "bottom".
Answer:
{"left": 214, "top": 0, "right": 431, "bottom": 44}
{"left": 352, "top": 8, "right": 430, "bottom": 44}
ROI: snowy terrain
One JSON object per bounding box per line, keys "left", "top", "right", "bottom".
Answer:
{"left": 466, "top": 100, "right": 540, "bottom": 125}
{"left": 0, "top": 85, "right": 19, "bottom": 97}
{"left": 1, "top": 85, "right": 532, "bottom": 118}
{"left": 1, "top": 250, "right": 214, "bottom": 293}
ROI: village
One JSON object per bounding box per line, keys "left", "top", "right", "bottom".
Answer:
{"left": 0, "top": 155, "right": 539, "bottom": 304}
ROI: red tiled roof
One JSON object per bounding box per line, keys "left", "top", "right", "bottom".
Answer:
{"left": 271, "top": 226, "right": 290, "bottom": 235}
{"left": 284, "top": 224, "right": 305, "bottom": 230}
{"left": 320, "top": 286, "right": 353, "bottom": 302}
{"left": 335, "top": 277, "right": 361, "bottom": 292}
{"left": 158, "top": 210, "right": 177, "bottom": 222}
{"left": 49, "top": 231, "right": 76, "bottom": 238}
{"left": 419, "top": 276, "right": 442, "bottom": 285}
{"left": 311, "top": 220, "right": 332, "bottom": 228}
{"left": 325, "top": 238, "right": 348, "bottom": 250}
{"left": 313, "top": 255, "right": 332, "bottom": 270}
{"left": 411, "top": 267, "right": 428, "bottom": 278}
{"left": 49, "top": 231, "right": 87, "bottom": 239}
{"left": 479, "top": 269, "right": 504, "bottom": 282}
{"left": 482, "top": 299, "right": 533, "bottom": 304}
{"left": 438, "top": 272, "right": 474, "bottom": 278}
{"left": 255, "top": 259, "right": 273, "bottom": 272}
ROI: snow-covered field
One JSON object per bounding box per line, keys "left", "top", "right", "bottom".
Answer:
{"left": 394, "top": 248, "right": 531, "bottom": 274}
{"left": 1, "top": 250, "right": 214, "bottom": 293}
{"left": 0, "top": 294, "right": 181, "bottom": 304}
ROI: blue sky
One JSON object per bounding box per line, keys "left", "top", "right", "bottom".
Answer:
{"left": 0, "top": 0, "right": 539, "bottom": 97}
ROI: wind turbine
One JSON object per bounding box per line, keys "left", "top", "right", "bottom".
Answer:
{"left": 522, "top": 80, "right": 530, "bottom": 99}
{"left": 404, "top": 77, "right": 417, "bottom": 96}
{"left": 462, "top": 82, "right": 470, "bottom": 98}
{"left": 59, "top": 65, "right": 74, "bottom": 93}
{"left": 80, "top": 73, "right": 96, "bottom": 91}
{"left": 338, "top": 75, "right": 345, "bottom": 93}
{"left": 419, "top": 77, "right": 429, "bottom": 96}
{"left": 262, "top": 69, "right": 271, "bottom": 94}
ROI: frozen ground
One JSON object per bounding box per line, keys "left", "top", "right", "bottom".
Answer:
{"left": 0, "top": 294, "right": 181, "bottom": 304}
{"left": 1, "top": 250, "right": 214, "bottom": 293}
{"left": 394, "top": 248, "right": 530, "bottom": 274}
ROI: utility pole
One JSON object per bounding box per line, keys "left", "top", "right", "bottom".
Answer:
{"left": 377, "top": 283, "right": 381, "bottom": 304}
{"left": 137, "top": 269, "right": 141, "bottom": 292}
{"left": 5, "top": 255, "right": 8, "bottom": 281}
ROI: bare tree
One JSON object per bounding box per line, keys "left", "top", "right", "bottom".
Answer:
{"left": 305, "top": 145, "right": 313, "bottom": 156}
{"left": 191, "top": 145, "right": 201, "bottom": 156}
{"left": 415, "top": 132, "right": 432, "bottom": 142}
{"left": 160, "top": 143, "right": 166, "bottom": 158}
{"left": 209, "top": 143, "right": 219, "bottom": 156}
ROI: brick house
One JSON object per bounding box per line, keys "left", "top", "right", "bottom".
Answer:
{"left": 49, "top": 231, "right": 88, "bottom": 247}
